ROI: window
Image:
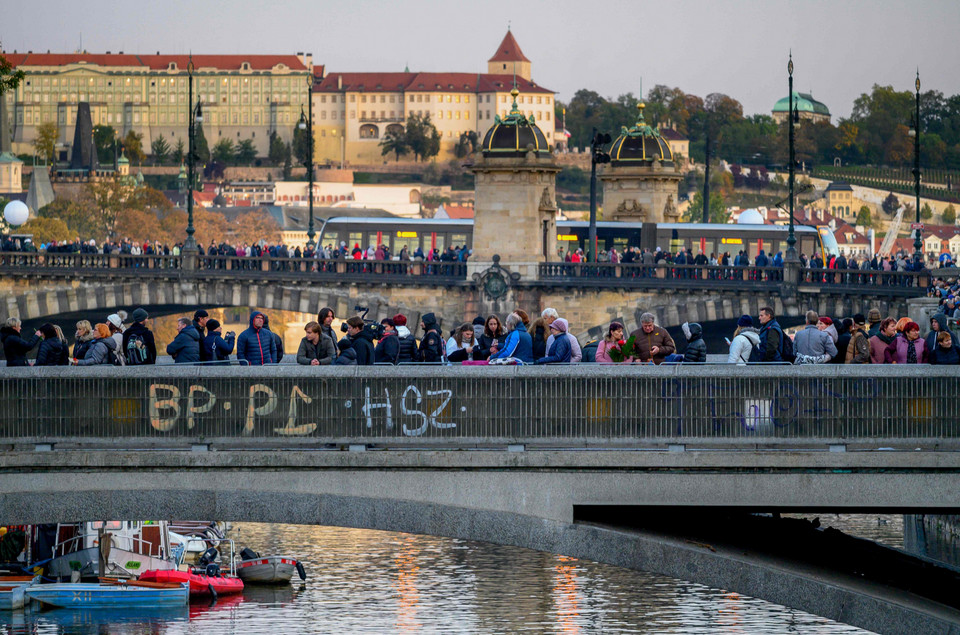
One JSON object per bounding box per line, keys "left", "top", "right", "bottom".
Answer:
{"left": 321, "top": 111, "right": 327, "bottom": 120}
{"left": 465, "top": 96, "right": 470, "bottom": 103}
{"left": 455, "top": 111, "right": 460, "bottom": 120}
{"left": 438, "top": 110, "right": 443, "bottom": 119}
{"left": 321, "top": 95, "right": 326, "bottom": 103}
{"left": 465, "top": 111, "right": 469, "bottom": 120}
{"left": 446, "top": 95, "right": 452, "bottom": 103}
{"left": 455, "top": 95, "right": 460, "bottom": 103}
{"left": 361, "top": 110, "right": 366, "bottom": 119}
{"left": 380, "top": 95, "right": 385, "bottom": 103}
{"left": 350, "top": 95, "right": 356, "bottom": 102}
{"left": 390, "top": 95, "right": 395, "bottom": 103}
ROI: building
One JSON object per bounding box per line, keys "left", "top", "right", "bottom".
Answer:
{"left": 311, "top": 30, "right": 556, "bottom": 164}
{"left": 772, "top": 92, "right": 831, "bottom": 124}
{"left": 4, "top": 50, "right": 313, "bottom": 159}
{"left": 824, "top": 181, "right": 856, "bottom": 220}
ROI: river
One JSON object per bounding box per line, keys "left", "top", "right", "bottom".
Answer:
{"left": 1, "top": 520, "right": 885, "bottom": 633}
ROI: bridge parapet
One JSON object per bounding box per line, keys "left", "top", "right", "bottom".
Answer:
{"left": 2, "top": 365, "right": 955, "bottom": 451}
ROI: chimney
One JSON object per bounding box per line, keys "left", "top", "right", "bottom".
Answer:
{"left": 337, "top": 75, "right": 342, "bottom": 90}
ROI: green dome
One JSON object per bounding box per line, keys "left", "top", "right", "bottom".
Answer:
{"left": 773, "top": 92, "right": 830, "bottom": 116}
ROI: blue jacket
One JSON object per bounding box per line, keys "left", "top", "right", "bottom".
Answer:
{"left": 203, "top": 332, "right": 236, "bottom": 363}
{"left": 491, "top": 325, "right": 534, "bottom": 363}
{"left": 236, "top": 312, "right": 278, "bottom": 365}
{"left": 537, "top": 332, "right": 571, "bottom": 364}
{"left": 166, "top": 324, "right": 201, "bottom": 363}
{"left": 758, "top": 319, "right": 784, "bottom": 362}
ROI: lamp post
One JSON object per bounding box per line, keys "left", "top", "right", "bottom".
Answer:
{"left": 184, "top": 57, "right": 203, "bottom": 255}
{"left": 588, "top": 128, "right": 611, "bottom": 262}
{"left": 785, "top": 53, "right": 798, "bottom": 262}
{"left": 909, "top": 71, "right": 922, "bottom": 258}
{"left": 298, "top": 74, "right": 316, "bottom": 251}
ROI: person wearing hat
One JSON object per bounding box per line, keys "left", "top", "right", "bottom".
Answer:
{"left": 106, "top": 313, "right": 125, "bottom": 359}
{"left": 392, "top": 314, "right": 417, "bottom": 363}
{"left": 203, "top": 319, "right": 236, "bottom": 364}
{"left": 122, "top": 308, "right": 157, "bottom": 365}
{"left": 866, "top": 308, "right": 883, "bottom": 337}
{"left": 845, "top": 314, "right": 871, "bottom": 364}
{"left": 192, "top": 310, "right": 210, "bottom": 362}
{"left": 417, "top": 313, "right": 445, "bottom": 363}
{"left": 374, "top": 318, "right": 400, "bottom": 365}
{"left": 727, "top": 315, "right": 761, "bottom": 364}
{"left": 333, "top": 337, "right": 358, "bottom": 366}
{"left": 794, "top": 311, "right": 837, "bottom": 364}
{"left": 536, "top": 318, "right": 572, "bottom": 364}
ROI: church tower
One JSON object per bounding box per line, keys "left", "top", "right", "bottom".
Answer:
{"left": 488, "top": 29, "right": 532, "bottom": 81}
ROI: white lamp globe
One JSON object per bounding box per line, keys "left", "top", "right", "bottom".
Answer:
{"left": 3, "top": 200, "right": 29, "bottom": 226}
{"left": 737, "top": 208, "right": 764, "bottom": 225}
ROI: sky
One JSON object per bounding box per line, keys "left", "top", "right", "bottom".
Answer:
{"left": 5, "top": 0, "right": 959, "bottom": 120}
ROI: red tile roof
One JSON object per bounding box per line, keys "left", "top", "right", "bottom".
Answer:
{"left": 314, "top": 71, "right": 552, "bottom": 94}
{"left": 659, "top": 127, "right": 688, "bottom": 141}
{"left": 488, "top": 30, "right": 530, "bottom": 63}
{"left": 7, "top": 52, "right": 308, "bottom": 72}
{"left": 442, "top": 204, "right": 475, "bottom": 219}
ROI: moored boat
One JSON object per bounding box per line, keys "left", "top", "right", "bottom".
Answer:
{"left": 46, "top": 521, "right": 177, "bottom": 580}
{"left": 139, "top": 569, "right": 244, "bottom": 597}
{"left": 236, "top": 551, "right": 306, "bottom": 584}
{"left": 25, "top": 581, "right": 188, "bottom": 609}
{"left": 0, "top": 584, "right": 26, "bottom": 610}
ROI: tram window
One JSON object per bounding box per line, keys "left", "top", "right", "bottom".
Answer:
{"left": 746, "top": 241, "right": 759, "bottom": 259}
{"left": 348, "top": 232, "right": 363, "bottom": 250}
{"left": 452, "top": 233, "right": 468, "bottom": 248}
{"left": 434, "top": 235, "right": 445, "bottom": 253}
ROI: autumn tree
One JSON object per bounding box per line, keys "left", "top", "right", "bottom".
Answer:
{"left": 230, "top": 209, "right": 281, "bottom": 245}
{"left": 38, "top": 198, "right": 99, "bottom": 239}
{"left": 33, "top": 122, "right": 59, "bottom": 165}
{"left": 943, "top": 204, "right": 956, "bottom": 225}
{"left": 0, "top": 52, "right": 25, "bottom": 97}
{"left": 20, "top": 216, "right": 71, "bottom": 244}
{"left": 123, "top": 130, "right": 146, "bottom": 165}
{"left": 921, "top": 202, "right": 933, "bottom": 221}
{"left": 855, "top": 205, "right": 873, "bottom": 227}
{"left": 151, "top": 136, "right": 170, "bottom": 166}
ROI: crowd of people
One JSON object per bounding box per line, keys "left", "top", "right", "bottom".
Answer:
{"left": 3, "top": 298, "right": 958, "bottom": 367}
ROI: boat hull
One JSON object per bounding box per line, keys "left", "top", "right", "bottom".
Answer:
{"left": 236, "top": 556, "right": 298, "bottom": 584}
{"left": 46, "top": 547, "right": 175, "bottom": 580}
{"left": 139, "top": 569, "right": 244, "bottom": 597}
{"left": 25, "top": 582, "right": 188, "bottom": 608}
{"left": 0, "top": 585, "right": 26, "bottom": 610}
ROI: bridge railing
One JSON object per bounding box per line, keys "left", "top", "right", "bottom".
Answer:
{"left": 798, "top": 268, "right": 930, "bottom": 294}
{"left": 2, "top": 365, "right": 955, "bottom": 450}
{"left": 538, "top": 262, "right": 784, "bottom": 287}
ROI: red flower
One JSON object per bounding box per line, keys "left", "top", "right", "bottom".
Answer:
{"left": 617, "top": 340, "right": 626, "bottom": 347}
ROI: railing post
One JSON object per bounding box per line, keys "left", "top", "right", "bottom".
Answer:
{"left": 181, "top": 251, "right": 197, "bottom": 272}
{"left": 781, "top": 259, "right": 800, "bottom": 310}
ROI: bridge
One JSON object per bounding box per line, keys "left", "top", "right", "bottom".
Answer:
{"left": 1, "top": 365, "right": 959, "bottom": 633}
{"left": 0, "top": 252, "right": 933, "bottom": 345}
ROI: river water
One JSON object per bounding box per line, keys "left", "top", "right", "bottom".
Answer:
{"left": 1, "top": 521, "right": 884, "bottom": 634}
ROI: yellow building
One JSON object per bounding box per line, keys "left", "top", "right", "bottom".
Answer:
{"left": 4, "top": 51, "right": 313, "bottom": 158}
{"left": 311, "top": 31, "right": 556, "bottom": 164}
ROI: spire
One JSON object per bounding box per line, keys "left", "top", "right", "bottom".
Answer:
{"left": 488, "top": 29, "right": 530, "bottom": 63}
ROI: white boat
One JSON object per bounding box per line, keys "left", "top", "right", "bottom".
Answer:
{"left": 45, "top": 521, "right": 177, "bottom": 581}
{"left": 236, "top": 550, "right": 305, "bottom": 584}
{"left": 25, "top": 581, "right": 189, "bottom": 609}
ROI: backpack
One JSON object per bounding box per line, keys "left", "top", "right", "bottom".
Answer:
{"left": 780, "top": 330, "right": 796, "bottom": 363}
{"left": 746, "top": 336, "right": 764, "bottom": 363}
{"left": 126, "top": 333, "right": 149, "bottom": 365}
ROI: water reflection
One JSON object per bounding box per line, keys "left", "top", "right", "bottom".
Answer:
{"left": 1, "top": 523, "right": 869, "bottom": 634}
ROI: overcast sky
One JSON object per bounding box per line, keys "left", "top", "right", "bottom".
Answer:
{"left": 5, "top": 0, "right": 958, "bottom": 120}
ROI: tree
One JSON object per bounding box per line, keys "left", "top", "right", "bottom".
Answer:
{"left": 151, "top": 136, "right": 170, "bottom": 166}
{"left": 93, "top": 125, "right": 118, "bottom": 165}
{"left": 943, "top": 204, "right": 957, "bottom": 225}
{"left": 683, "top": 191, "right": 728, "bottom": 223}
{"left": 881, "top": 192, "right": 900, "bottom": 215}
{"left": 268, "top": 132, "right": 290, "bottom": 167}
{"left": 292, "top": 126, "right": 311, "bottom": 166}
{"left": 122, "top": 130, "right": 146, "bottom": 165}
{"left": 33, "top": 122, "right": 58, "bottom": 165}
{"left": 405, "top": 113, "right": 441, "bottom": 162}
{"left": 855, "top": 205, "right": 873, "bottom": 227}
{"left": 231, "top": 209, "right": 281, "bottom": 244}
{"left": 194, "top": 124, "right": 210, "bottom": 163}
{"left": 38, "top": 198, "right": 99, "bottom": 239}
{"left": 20, "top": 216, "right": 71, "bottom": 244}
{"left": 454, "top": 131, "right": 479, "bottom": 158}
{"left": 0, "top": 53, "right": 25, "bottom": 98}
{"left": 172, "top": 138, "right": 185, "bottom": 165}
{"left": 379, "top": 129, "right": 410, "bottom": 162}
{"left": 921, "top": 202, "right": 933, "bottom": 221}
{"left": 212, "top": 138, "right": 236, "bottom": 165}
{"left": 236, "top": 138, "right": 257, "bottom": 165}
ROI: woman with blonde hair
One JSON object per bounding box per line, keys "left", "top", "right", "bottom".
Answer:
{"left": 73, "top": 323, "right": 119, "bottom": 365}
{"left": 73, "top": 320, "right": 96, "bottom": 360}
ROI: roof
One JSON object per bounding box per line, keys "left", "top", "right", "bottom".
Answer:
{"left": 314, "top": 71, "right": 552, "bottom": 94}
{"left": 772, "top": 92, "right": 831, "bottom": 116}
{"left": 658, "top": 127, "right": 688, "bottom": 141}
{"left": 435, "top": 204, "right": 475, "bottom": 219}
{"left": 825, "top": 181, "right": 853, "bottom": 192}
{"left": 8, "top": 52, "right": 308, "bottom": 72}
{"left": 488, "top": 30, "right": 530, "bottom": 63}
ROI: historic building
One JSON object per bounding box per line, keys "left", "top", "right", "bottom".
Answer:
{"left": 3, "top": 50, "right": 313, "bottom": 158}
{"left": 771, "top": 92, "right": 831, "bottom": 124}
{"left": 311, "top": 30, "right": 556, "bottom": 164}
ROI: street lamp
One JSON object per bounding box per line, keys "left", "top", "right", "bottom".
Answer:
{"left": 184, "top": 56, "right": 203, "bottom": 254}
{"left": 909, "top": 70, "right": 922, "bottom": 259}
{"left": 588, "top": 128, "right": 610, "bottom": 262}
{"left": 785, "top": 53, "right": 799, "bottom": 262}
{"left": 298, "top": 74, "right": 316, "bottom": 251}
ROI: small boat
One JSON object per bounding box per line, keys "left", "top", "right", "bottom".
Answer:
{"left": 46, "top": 521, "right": 178, "bottom": 580}
{"left": 139, "top": 568, "right": 244, "bottom": 597}
{"left": 25, "top": 581, "right": 188, "bottom": 609}
{"left": 0, "top": 575, "right": 40, "bottom": 610}
{"left": 236, "top": 548, "right": 306, "bottom": 584}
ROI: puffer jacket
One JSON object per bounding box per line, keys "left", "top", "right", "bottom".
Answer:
{"left": 926, "top": 314, "right": 959, "bottom": 353}
{"left": 36, "top": 338, "right": 69, "bottom": 366}
{"left": 166, "top": 324, "right": 202, "bottom": 364}
{"left": 396, "top": 326, "right": 418, "bottom": 363}
{"left": 236, "top": 312, "right": 278, "bottom": 366}
{"left": 76, "top": 336, "right": 118, "bottom": 366}
{"left": 73, "top": 332, "right": 97, "bottom": 361}
{"left": 728, "top": 327, "right": 760, "bottom": 364}
{"left": 681, "top": 322, "right": 707, "bottom": 363}
{"left": 1, "top": 327, "right": 40, "bottom": 366}
{"left": 537, "top": 331, "right": 571, "bottom": 364}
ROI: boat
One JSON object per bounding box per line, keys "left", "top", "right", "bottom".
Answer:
{"left": 236, "top": 548, "right": 306, "bottom": 584}
{"left": 167, "top": 521, "right": 227, "bottom": 558}
{"left": 25, "top": 581, "right": 189, "bottom": 609}
{"left": 0, "top": 575, "right": 40, "bottom": 610}
{"left": 139, "top": 568, "right": 244, "bottom": 597}
{"left": 45, "top": 521, "right": 178, "bottom": 580}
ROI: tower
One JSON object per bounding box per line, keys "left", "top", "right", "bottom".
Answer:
{"left": 488, "top": 30, "right": 532, "bottom": 81}
{"left": 599, "top": 102, "right": 682, "bottom": 223}
{"left": 469, "top": 87, "right": 559, "bottom": 276}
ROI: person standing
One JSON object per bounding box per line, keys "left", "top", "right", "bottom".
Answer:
{"left": 346, "top": 316, "right": 375, "bottom": 366}
{"left": 237, "top": 311, "right": 277, "bottom": 366}
{"left": 845, "top": 314, "right": 871, "bottom": 364}
{"left": 122, "top": 308, "right": 157, "bottom": 365}
{"left": 870, "top": 318, "right": 898, "bottom": 364}
{"left": 1, "top": 317, "right": 40, "bottom": 366}
{"left": 727, "top": 315, "right": 761, "bottom": 364}
{"left": 757, "top": 307, "right": 785, "bottom": 363}
{"left": 417, "top": 313, "right": 445, "bottom": 363}
{"left": 73, "top": 320, "right": 97, "bottom": 361}
{"left": 166, "top": 317, "right": 201, "bottom": 364}
{"left": 629, "top": 313, "right": 676, "bottom": 365}
{"left": 394, "top": 314, "right": 418, "bottom": 363}
{"left": 929, "top": 331, "right": 960, "bottom": 365}
{"left": 203, "top": 319, "right": 236, "bottom": 364}
{"left": 374, "top": 318, "right": 400, "bottom": 365}
{"left": 318, "top": 307, "right": 339, "bottom": 356}
{"left": 34, "top": 323, "right": 69, "bottom": 366}
{"left": 193, "top": 310, "right": 211, "bottom": 362}
{"left": 794, "top": 311, "right": 838, "bottom": 364}
{"left": 680, "top": 322, "right": 707, "bottom": 363}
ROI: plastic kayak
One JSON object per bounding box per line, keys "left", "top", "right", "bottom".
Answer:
{"left": 139, "top": 569, "right": 243, "bottom": 597}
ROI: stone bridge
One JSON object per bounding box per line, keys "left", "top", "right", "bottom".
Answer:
{"left": 1, "top": 365, "right": 959, "bottom": 633}
{"left": 0, "top": 253, "right": 929, "bottom": 345}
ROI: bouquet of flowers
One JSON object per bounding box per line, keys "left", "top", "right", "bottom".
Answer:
{"left": 607, "top": 335, "right": 636, "bottom": 363}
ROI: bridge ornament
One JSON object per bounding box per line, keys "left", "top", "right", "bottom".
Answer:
{"left": 473, "top": 254, "right": 520, "bottom": 301}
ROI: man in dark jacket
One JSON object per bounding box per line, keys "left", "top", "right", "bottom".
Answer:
{"left": 681, "top": 322, "right": 707, "bottom": 362}
{"left": 122, "top": 308, "right": 157, "bottom": 365}
{"left": 346, "top": 316, "right": 375, "bottom": 365}
{"left": 262, "top": 314, "right": 285, "bottom": 362}
{"left": 202, "top": 319, "right": 235, "bottom": 364}
{"left": 318, "top": 307, "right": 338, "bottom": 358}
{"left": 35, "top": 323, "right": 69, "bottom": 366}
{"left": 193, "top": 309, "right": 210, "bottom": 362}
{"left": 374, "top": 318, "right": 400, "bottom": 365}
{"left": 237, "top": 311, "right": 277, "bottom": 366}
{"left": 1, "top": 317, "right": 40, "bottom": 366}
{"left": 166, "top": 317, "right": 201, "bottom": 363}
{"left": 757, "top": 306, "right": 784, "bottom": 362}
{"left": 418, "top": 312, "right": 445, "bottom": 362}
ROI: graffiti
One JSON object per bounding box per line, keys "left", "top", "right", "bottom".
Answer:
{"left": 148, "top": 382, "right": 459, "bottom": 437}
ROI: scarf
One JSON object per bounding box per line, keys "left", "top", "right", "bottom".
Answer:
{"left": 906, "top": 338, "right": 918, "bottom": 364}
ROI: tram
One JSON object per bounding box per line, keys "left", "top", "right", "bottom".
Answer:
{"left": 316, "top": 217, "right": 839, "bottom": 262}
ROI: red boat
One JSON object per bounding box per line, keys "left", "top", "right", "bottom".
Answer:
{"left": 140, "top": 568, "right": 244, "bottom": 598}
